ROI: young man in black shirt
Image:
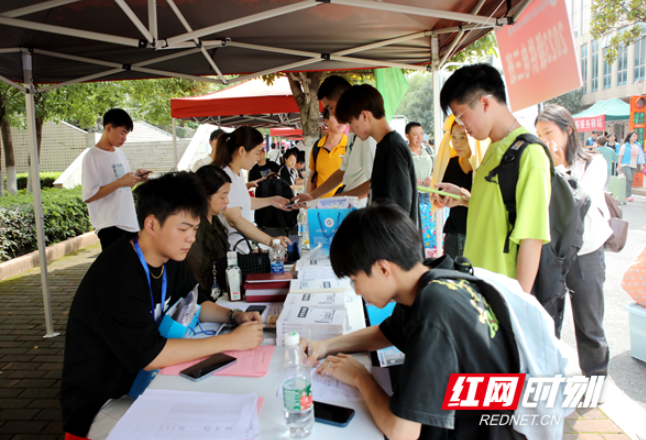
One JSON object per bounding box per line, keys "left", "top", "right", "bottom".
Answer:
{"left": 303, "top": 203, "right": 523, "bottom": 440}
{"left": 61, "top": 172, "right": 263, "bottom": 439}
{"left": 335, "top": 84, "right": 418, "bottom": 226}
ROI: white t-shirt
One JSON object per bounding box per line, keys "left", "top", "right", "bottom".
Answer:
{"left": 339, "top": 133, "right": 376, "bottom": 208}
{"left": 220, "top": 166, "right": 253, "bottom": 252}
{"left": 566, "top": 155, "right": 613, "bottom": 255}
{"left": 82, "top": 146, "right": 139, "bottom": 233}
{"left": 267, "top": 149, "right": 282, "bottom": 164}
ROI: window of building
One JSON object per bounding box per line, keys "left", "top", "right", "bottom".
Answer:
{"left": 635, "top": 27, "right": 646, "bottom": 83}
{"left": 603, "top": 49, "right": 612, "bottom": 89}
{"left": 591, "top": 39, "right": 599, "bottom": 92}
{"left": 581, "top": 0, "right": 590, "bottom": 34}
{"left": 572, "top": 1, "right": 580, "bottom": 38}
{"left": 617, "top": 43, "right": 628, "bottom": 86}
{"left": 581, "top": 44, "right": 588, "bottom": 94}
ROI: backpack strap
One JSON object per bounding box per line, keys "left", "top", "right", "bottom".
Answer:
{"left": 484, "top": 133, "right": 554, "bottom": 254}
{"left": 310, "top": 137, "right": 323, "bottom": 184}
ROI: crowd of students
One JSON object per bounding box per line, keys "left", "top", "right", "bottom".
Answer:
{"left": 64, "top": 63, "right": 625, "bottom": 440}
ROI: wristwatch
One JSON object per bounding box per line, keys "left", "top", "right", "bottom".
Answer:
{"left": 229, "top": 308, "right": 243, "bottom": 325}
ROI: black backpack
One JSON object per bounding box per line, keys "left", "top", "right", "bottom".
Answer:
{"left": 253, "top": 174, "right": 298, "bottom": 229}
{"left": 485, "top": 133, "right": 591, "bottom": 326}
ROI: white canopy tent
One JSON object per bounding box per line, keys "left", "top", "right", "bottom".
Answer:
{"left": 0, "top": 0, "right": 535, "bottom": 337}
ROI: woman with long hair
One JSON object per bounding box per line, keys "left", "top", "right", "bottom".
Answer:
{"left": 430, "top": 114, "right": 485, "bottom": 258}
{"left": 278, "top": 148, "right": 301, "bottom": 186}
{"left": 214, "top": 126, "right": 291, "bottom": 252}
{"left": 618, "top": 131, "right": 645, "bottom": 202}
{"left": 535, "top": 104, "right": 611, "bottom": 378}
{"left": 185, "top": 166, "right": 232, "bottom": 300}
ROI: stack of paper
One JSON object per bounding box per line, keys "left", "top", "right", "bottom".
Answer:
{"left": 276, "top": 305, "right": 346, "bottom": 346}
{"left": 284, "top": 292, "right": 346, "bottom": 310}
{"left": 289, "top": 278, "right": 350, "bottom": 293}
{"left": 107, "top": 389, "right": 260, "bottom": 440}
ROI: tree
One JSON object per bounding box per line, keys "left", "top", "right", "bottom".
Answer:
{"left": 395, "top": 73, "right": 435, "bottom": 138}
{"left": 546, "top": 88, "right": 584, "bottom": 116}
{"left": 591, "top": 0, "right": 645, "bottom": 63}
{"left": 0, "top": 82, "right": 23, "bottom": 195}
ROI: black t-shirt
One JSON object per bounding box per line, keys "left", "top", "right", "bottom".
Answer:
{"left": 380, "top": 276, "right": 522, "bottom": 440}
{"left": 442, "top": 157, "right": 472, "bottom": 235}
{"left": 61, "top": 235, "right": 197, "bottom": 437}
{"left": 249, "top": 161, "right": 279, "bottom": 182}
{"left": 369, "top": 131, "right": 419, "bottom": 226}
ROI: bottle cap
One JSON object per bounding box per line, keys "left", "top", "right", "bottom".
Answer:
{"left": 272, "top": 238, "right": 280, "bottom": 246}
{"left": 284, "top": 332, "right": 300, "bottom": 346}
{"left": 226, "top": 251, "right": 237, "bottom": 260}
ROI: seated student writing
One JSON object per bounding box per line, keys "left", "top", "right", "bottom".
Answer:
{"left": 185, "top": 166, "right": 232, "bottom": 301}
{"left": 303, "top": 204, "right": 523, "bottom": 440}
{"left": 335, "top": 85, "right": 418, "bottom": 225}
{"left": 61, "top": 172, "right": 263, "bottom": 440}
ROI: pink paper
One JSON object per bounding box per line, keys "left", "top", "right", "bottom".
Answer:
{"left": 160, "top": 346, "right": 275, "bottom": 378}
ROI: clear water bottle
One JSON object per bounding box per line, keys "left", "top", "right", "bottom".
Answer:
{"left": 270, "top": 238, "right": 285, "bottom": 274}
{"left": 282, "top": 332, "right": 314, "bottom": 437}
{"left": 297, "top": 209, "right": 309, "bottom": 254}
{"left": 225, "top": 251, "right": 242, "bottom": 301}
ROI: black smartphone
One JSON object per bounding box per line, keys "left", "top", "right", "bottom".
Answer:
{"left": 313, "top": 401, "right": 355, "bottom": 427}
{"left": 246, "top": 305, "right": 267, "bottom": 315}
{"left": 137, "top": 171, "right": 152, "bottom": 177}
{"left": 180, "top": 353, "right": 237, "bottom": 381}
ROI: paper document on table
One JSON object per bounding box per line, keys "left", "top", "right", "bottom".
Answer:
{"left": 296, "top": 259, "right": 331, "bottom": 269}
{"left": 160, "top": 346, "right": 275, "bottom": 378}
{"left": 308, "top": 366, "right": 393, "bottom": 401}
{"left": 107, "top": 389, "right": 259, "bottom": 440}
{"left": 290, "top": 279, "right": 351, "bottom": 293}
{"left": 377, "top": 346, "right": 405, "bottom": 367}
{"left": 296, "top": 267, "right": 337, "bottom": 281}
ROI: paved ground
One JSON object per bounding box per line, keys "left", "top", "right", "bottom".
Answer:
{"left": 1, "top": 202, "right": 646, "bottom": 440}
{"left": 561, "top": 194, "right": 646, "bottom": 412}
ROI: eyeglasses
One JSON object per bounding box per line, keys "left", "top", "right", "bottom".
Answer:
{"left": 454, "top": 94, "right": 492, "bottom": 126}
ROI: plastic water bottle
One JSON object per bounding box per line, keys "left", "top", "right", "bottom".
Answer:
{"left": 297, "top": 209, "right": 309, "bottom": 254}
{"left": 282, "top": 332, "right": 314, "bottom": 437}
{"left": 225, "top": 251, "right": 242, "bottom": 301}
{"left": 270, "top": 239, "right": 285, "bottom": 273}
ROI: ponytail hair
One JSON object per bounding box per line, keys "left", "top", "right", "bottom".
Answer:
{"left": 213, "top": 126, "right": 264, "bottom": 168}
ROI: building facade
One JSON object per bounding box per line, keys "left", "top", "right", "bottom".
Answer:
{"left": 569, "top": 0, "right": 645, "bottom": 141}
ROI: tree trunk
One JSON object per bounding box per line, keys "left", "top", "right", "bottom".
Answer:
{"left": 26, "top": 116, "right": 44, "bottom": 193}
{"left": 286, "top": 72, "right": 326, "bottom": 179}
{"left": 0, "top": 116, "right": 17, "bottom": 195}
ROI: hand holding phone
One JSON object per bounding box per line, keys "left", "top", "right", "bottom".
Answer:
{"left": 136, "top": 170, "right": 152, "bottom": 178}
{"left": 180, "top": 353, "right": 237, "bottom": 381}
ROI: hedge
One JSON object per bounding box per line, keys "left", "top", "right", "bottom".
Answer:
{"left": 0, "top": 187, "right": 92, "bottom": 262}
{"left": 10, "top": 172, "right": 63, "bottom": 190}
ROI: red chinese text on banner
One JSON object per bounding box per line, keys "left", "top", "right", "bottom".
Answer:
{"left": 574, "top": 115, "right": 605, "bottom": 133}
{"left": 495, "top": 0, "right": 582, "bottom": 112}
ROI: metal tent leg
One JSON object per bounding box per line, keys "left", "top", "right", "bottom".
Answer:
{"left": 22, "top": 48, "right": 59, "bottom": 338}
{"left": 172, "top": 118, "right": 178, "bottom": 170}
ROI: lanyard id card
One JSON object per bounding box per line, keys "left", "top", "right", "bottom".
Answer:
{"left": 133, "top": 236, "right": 167, "bottom": 323}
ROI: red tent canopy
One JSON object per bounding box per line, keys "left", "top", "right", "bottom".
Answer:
{"left": 270, "top": 127, "right": 304, "bottom": 137}
{"left": 171, "top": 76, "right": 322, "bottom": 127}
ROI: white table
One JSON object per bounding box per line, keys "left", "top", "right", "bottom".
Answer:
{"left": 149, "top": 347, "right": 384, "bottom": 440}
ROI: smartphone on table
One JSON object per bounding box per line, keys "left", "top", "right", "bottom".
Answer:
{"left": 313, "top": 401, "right": 355, "bottom": 427}
{"left": 180, "top": 353, "right": 237, "bottom": 381}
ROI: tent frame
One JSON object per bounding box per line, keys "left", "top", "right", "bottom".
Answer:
{"left": 0, "top": 0, "right": 535, "bottom": 338}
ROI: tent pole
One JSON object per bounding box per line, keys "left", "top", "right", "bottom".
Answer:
{"left": 148, "top": 0, "right": 158, "bottom": 40}
{"left": 22, "top": 48, "right": 58, "bottom": 338}
{"left": 172, "top": 118, "right": 178, "bottom": 170}
{"left": 431, "top": 37, "right": 444, "bottom": 257}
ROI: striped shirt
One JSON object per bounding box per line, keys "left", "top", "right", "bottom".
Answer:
{"left": 410, "top": 146, "right": 433, "bottom": 181}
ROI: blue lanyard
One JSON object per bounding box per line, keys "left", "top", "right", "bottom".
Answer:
{"left": 133, "top": 236, "right": 167, "bottom": 323}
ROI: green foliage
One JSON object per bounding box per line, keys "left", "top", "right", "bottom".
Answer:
{"left": 591, "top": 0, "right": 645, "bottom": 64}
{"left": 447, "top": 32, "right": 499, "bottom": 66}
{"left": 546, "top": 88, "right": 584, "bottom": 116}
{"left": 5, "top": 172, "right": 63, "bottom": 190}
{"left": 395, "top": 73, "right": 435, "bottom": 138}
{"left": 0, "top": 187, "right": 92, "bottom": 261}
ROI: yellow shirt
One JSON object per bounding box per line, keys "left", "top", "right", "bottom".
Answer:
{"left": 309, "top": 133, "right": 347, "bottom": 198}
{"left": 464, "top": 127, "right": 551, "bottom": 279}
